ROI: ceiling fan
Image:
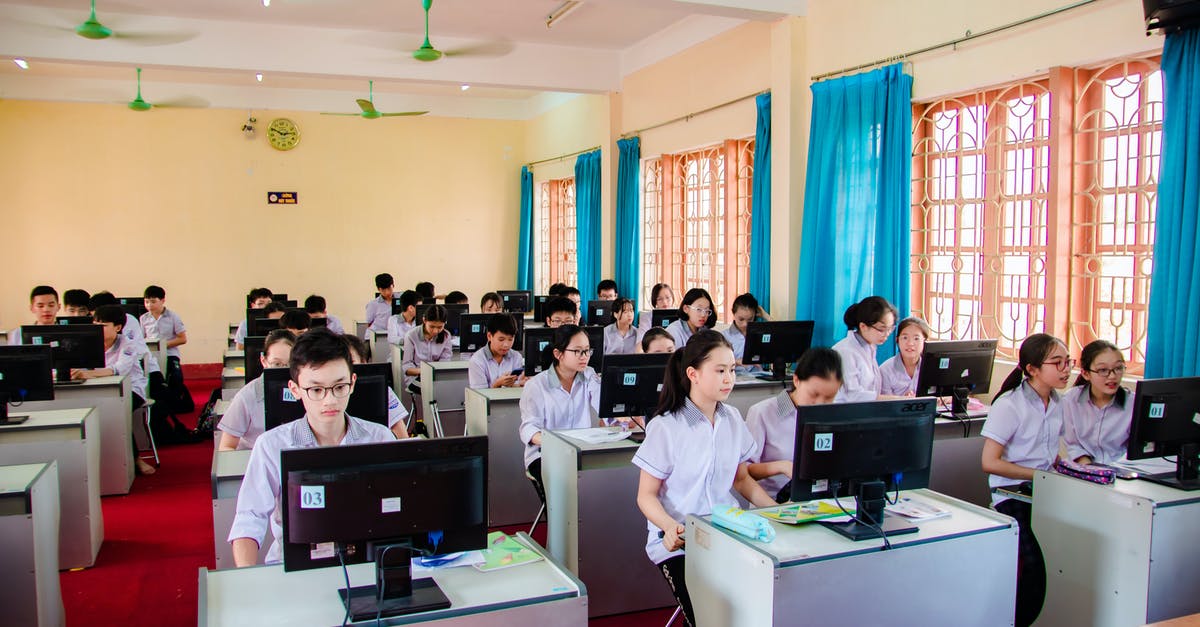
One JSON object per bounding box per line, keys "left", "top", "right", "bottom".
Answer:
{"left": 125, "top": 68, "right": 206, "bottom": 111}
{"left": 64, "top": 0, "right": 195, "bottom": 44}
{"left": 409, "top": 0, "right": 512, "bottom": 62}
{"left": 321, "top": 81, "right": 428, "bottom": 119}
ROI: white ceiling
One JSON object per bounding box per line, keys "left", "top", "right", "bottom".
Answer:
{"left": 0, "top": 0, "right": 804, "bottom": 119}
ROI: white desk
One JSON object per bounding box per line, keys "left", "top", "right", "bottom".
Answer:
{"left": 228, "top": 322, "right": 238, "bottom": 349}
{"left": 223, "top": 349, "right": 244, "bottom": 370}
{"left": 371, "top": 330, "right": 390, "bottom": 366}
{"left": 197, "top": 533, "right": 587, "bottom": 626}
{"left": 222, "top": 368, "right": 245, "bottom": 391}
{"left": 22, "top": 376, "right": 133, "bottom": 496}
{"left": 464, "top": 387, "right": 542, "bottom": 527}
{"left": 211, "top": 449, "right": 272, "bottom": 569}
{"left": 542, "top": 429, "right": 676, "bottom": 617}
{"left": 144, "top": 338, "right": 168, "bottom": 375}
{"left": 0, "top": 462, "right": 63, "bottom": 627}
{"left": 687, "top": 489, "right": 1018, "bottom": 626}
{"left": 420, "top": 360, "right": 470, "bottom": 437}
{"left": 354, "top": 320, "right": 368, "bottom": 342}
{"left": 1033, "top": 470, "right": 1200, "bottom": 627}
{"left": 0, "top": 408, "right": 103, "bottom": 570}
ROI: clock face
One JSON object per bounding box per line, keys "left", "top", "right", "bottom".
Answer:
{"left": 267, "top": 118, "right": 300, "bottom": 151}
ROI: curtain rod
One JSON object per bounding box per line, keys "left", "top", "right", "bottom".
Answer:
{"left": 525, "top": 145, "right": 601, "bottom": 169}
{"left": 810, "top": 0, "right": 1101, "bottom": 82}
{"left": 620, "top": 89, "right": 769, "bottom": 139}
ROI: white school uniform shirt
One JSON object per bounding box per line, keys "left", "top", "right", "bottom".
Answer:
{"left": 228, "top": 415, "right": 395, "bottom": 564}
{"left": 320, "top": 314, "right": 345, "bottom": 335}
{"left": 387, "top": 315, "right": 416, "bottom": 347}
{"left": 602, "top": 323, "right": 639, "bottom": 355}
{"left": 385, "top": 388, "right": 410, "bottom": 430}
{"left": 365, "top": 296, "right": 391, "bottom": 335}
{"left": 140, "top": 308, "right": 186, "bottom": 358}
{"left": 721, "top": 324, "right": 764, "bottom": 375}
{"left": 105, "top": 334, "right": 148, "bottom": 400}
{"left": 1061, "top": 385, "right": 1133, "bottom": 464}
{"left": 217, "top": 375, "right": 267, "bottom": 450}
{"left": 832, "top": 331, "right": 881, "bottom": 403}
{"left": 401, "top": 326, "right": 454, "bottom": 387}
{"left": 879, "top": 355, "right": 918, "bottom": 397}
{"left": 980, "top": 380, "right": 1064, "bottom": 505}
{"left": 7, "top": 327, "right": 22, "bottom": 345}
{"left": 233, "top": 319, "right": 249, "bottom": 346}
{"left": 745, "top": 391, "right": 797, "bottom": 497}
{"left": 664, "top": 319, "right": 696, "bottom": 348}
{"left": 632, "top": 399, "right": 758, "bottom": 565}
{"left": 467, "top": 346, "right": 525, "bottom": 389}
{"left": 518, "top": 366, "right": 601, "bottom": 468}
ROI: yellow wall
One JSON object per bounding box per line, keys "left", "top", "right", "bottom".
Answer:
{"left": 0, "top": 100, "right": 525, "bottom": 362}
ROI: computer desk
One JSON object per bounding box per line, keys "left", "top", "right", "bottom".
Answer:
{"left": 223, "top": 349, "right": 244, "bottom": 371}
{"left": 144, "top": 338, "right": 168, "bottom": 375}
{"left": 222, "top": 368, "right": 244, "bottom": 391}
{"left": 0, "top": 462, "right": 62, "bottom": 627}
{"left": 687, "top": 489, "right": 1018, "bottom": 627}
{"left": 1033, "top": 470, "right": 1200, "bottom": 627}
{"left": 210, "top": 449, "right": 274, "bottom": 570}
{"left": 227, "top": 322, "right": 238, "bottom": 350}
{"left": 354, "top": 320, "right": 368, "bottom": 342}
{"left": 197, "top": 532, "right": 587, "bottom": 626}
{"left": 371, "top": 330, "right": 389, "bottom": 366}
{"left": 420, "top": 360, "right": 470, "bottom": 437}
{"left": 727, "top": 375, "right": 787, "bottom": 419}
{"left": 22, "top": 376, "right": 134, "bottom": 495}
{"left": 464, "top": 386, "right": 542, "bottom": 527}
{"left": 0, "top": 408, "right": 102, "bottom": 569}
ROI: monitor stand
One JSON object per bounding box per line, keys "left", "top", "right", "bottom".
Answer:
{"left": 819, "top": 481, "right": 918, "bottom": 542}
{"left": 759, "top": 358, "right": 790, "bottom": 382}
{"left": 338, "top": 541, "right": 451, "bottom": 622}
{"left": 948, "top": 386, "right": 971, "bottom": 420}
{"left": 0, "top": 395, "right": 30, "bottom": 426}
{"left": 1140, "top": 443, "right": 1200, "bottom": 491}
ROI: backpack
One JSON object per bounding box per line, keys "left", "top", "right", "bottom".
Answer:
{"left": 194, "top": 388, "right": 223, "bottom": 434}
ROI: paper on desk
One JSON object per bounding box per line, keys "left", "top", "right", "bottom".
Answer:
{"left": 1113, "top": 456, "right": 1178, "bottom": 475}
{"left": 565, "top": 427, "right": 632, "bottom": 444}
{"left": 411, "top": 551, "right": 484, "bottom": 576}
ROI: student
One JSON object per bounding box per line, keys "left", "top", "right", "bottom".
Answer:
{"left": 1062, "top": 340, "right": 1131, "bottom": 465}
{"left": 228, "top": 329, "right": 395, "bottom": 567}
{"left": 217, "top": 329, "right": 297, "bottom": 451}
{"left": 467, "top": 313, "right": 525, "bottom": 389}
{"left": 665, "top": 288, "right": 717, "bottom": 348}
{"left": 141, "top": 285, "right": 187, "bottom": 364}
{"left": 632, "top": 330, "right": 777, "bottom": 627}
{"left": 722, "top": 293, "right": 769, "bottom": 374}
{"left": 547, "top": 283, "right": 568, "bottom": 297}
{"left": 303, "top": 295, "right": 344, "bottom": 335}
{"left": 480, "top": 292, "right": 504, "bottom": 314}
{"left": 596, "top": 279, "right": 619, "bottom": 300}
{"left": 980, "top": 333, "right": 1072, "bottom": 627}
{"left": 444, "top": 291, "right": 469, "bottom": 306}
{"left": 831, "top": 296, "right": 897, "bottom": 403}
{"left": 543, "top": 297, "right": 578, "bottom": 328}
{"left": 745, "top": 348, "right": 843, "bottom": 501}
{"left": 235, "top": 287, "right": 274, "bottom": 349}
{"left": 387, "top": 290, "right": 421, "bottom": 355}
{"left": 519, "top": 325, "right": 600, "bottom": 503}
{"left": 401, "top": 304, "right": 454, "bottom": 389}
{"left": 639, "top": 283, "right": 677, "bottom": 336}
{"left": 9, "top": 285, "right": 59, "bottom": 345}
{"left": 639, "top": 327, "right": 676, "bottom": 354}
{"left": 415, "top": 281, "right": 437, "bottom": 303}
{"left": 343, "top": 334, "right": 410, "bottom": 439}
{"left": 277, "top": 309, "right": 310, "bottom": 337}
{"left": 879, "top": 317, "right": 932, "bottom": 397}
{"left": 62, "top": 288, "right": 91, "bottom": 317}
{"left": 89, "top": 291, "right": 147, "bottom": 346}
{"left": 603, "top": 297, "right": 638, "bottom": 355}
{"left": 365, "top": 273, "right": 394, "bottom": 337}
{"left": 562, "top": 286, "right": 582, "bottom": 322}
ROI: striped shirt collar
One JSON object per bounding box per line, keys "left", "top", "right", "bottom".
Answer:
{"left": 774, "top": 389, "right": 796, "bottom": 416}
{"left": 291, "top": 413, "right": 363, "bottom": 447}
{"left": 678, "top": 397, "right": 733, "bottom": 427}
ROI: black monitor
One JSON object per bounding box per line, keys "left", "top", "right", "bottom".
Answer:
{"left": 263, "top": 368, "right": 306, "bottom": 430}
{"left": 281, "top": 436, "right": 488, "bottom": 621}
{"left": 246, "top": 307, "right": 270, "bottom": 323}
{"left": 915, "top": 340, "right": 998, "bottom": 418}
{"left": 522, "top": 328, "right": 555, "bottom": 376}
{"left": 582, "top": 325, "right": 604, "bottom": 370}
{"left": 790, "top": 398, "right": 936, "bottom": 541}
{"left": 271, "top": 293, "right": 289, "bottom": 303}
{"left": 0, "top": 345, "right": 55, "bottom": 425}
{"left": 116, "top": 297, "right": 148, "bottom": 318}
{"left": 533, "top": 295, "right": 550, "bottom": 322}
{"left": 391, "top": 298, "right": 408, "bottom": 316}
{"left": 54, "top": 316, "right": 94, "bottom": 325}
{"left": 457, "top": 314, "right": 492, "bottom": 354}
{"left": 422, "top": 297, "right": 437, "bottom": 305}
{"left": 247, "top": 315, "right": 280, "bottom": 338}
{"left": 309, "top": 317, "right": 328, "bottom": 329}
{"left": 651, "top": 309, "right": 681, "bottom": 329}
{"left": 585, "top": 300, "right": 615, "bottom": 327}
{"left": 598, "top": 353, "right": 671, "bottom": 419}
{"left": 344, "top": 363, "right": 392, "bottom": 428}
{"left": 281, "top": 300, "right": 298, "bottom": 308}
{"left": 743, "top": 320, "right": 815, "bottom": 381}
{"left": 20, "top": 325, "right": 105, "bottom": 383}
{"left": 498, "top": 290, "right": 532, "bottom": 314}
{"left": 244, "top": 336, "right": 266, "bottom": 384}
{"left": 1127, "top": 377, "right": 1200, "bottom": 490}
{"left": 415, "top": 304, "right": 469, "bottom": 337}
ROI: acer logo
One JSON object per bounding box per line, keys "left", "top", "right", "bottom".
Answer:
{"left": 961, "top": 368, "right": 970, "bottom": 378}
{"left": 900, "top": 402, "right": 929, "bottom": 412}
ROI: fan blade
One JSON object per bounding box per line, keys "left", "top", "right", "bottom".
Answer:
{"left": 355, "top": 98, "right": 379, "bottom": 114}
{"left": 111, "top": 30, "right": 198, "bottom": 46}
{"left": 152, "top": 96, "right": 209, "bottom": 109}
{"left": 443, "top": 40, "right": 514, "bottom": 58}
{"left": 320, "top": 112, "right": 363, "bottom": 116}
{"left": 379, "top": 111, "right": 429, "bottom": 117}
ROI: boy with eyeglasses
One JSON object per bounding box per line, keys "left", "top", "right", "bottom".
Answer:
{"left": 229, "top": 328, "right": 395, "bottom": 567}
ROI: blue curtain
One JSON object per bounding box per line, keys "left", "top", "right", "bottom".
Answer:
{"left": 615, "top": 138, "right": 641, "bottom": 310}
{"left": 750, "top": 92, "right": 772, "bottom": 311}
{"left": 575, "top": 150, "right": 602, "bottom": 299}
{"left": 795, "top": 63, "right": 912, "bottom": 361}
{"left": 517, "top": 166, "right": 535, "bottom": 291}
{"left": 1147, "top": 28, "right": 1200, "bottom": 378}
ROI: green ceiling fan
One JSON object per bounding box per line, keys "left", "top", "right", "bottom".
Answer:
{"left": 65, "top": 0, "right": 195, "bottom": 44}
{"left": 125, "top": 68, "right": 207, "bottom": 111}
{"left": 413, "top": 0, "right": 444, "bottom": 62}
{"left": 321, "top": 81, "right": 428, "bottom": 119}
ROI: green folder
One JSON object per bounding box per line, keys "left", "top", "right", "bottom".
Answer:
{"left": 474, "top": 532, "right": 544, "bottom": 572}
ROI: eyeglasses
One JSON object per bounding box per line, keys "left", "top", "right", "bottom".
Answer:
{"left": 686, "top": 305, "right": 712, "bottom": 317}
{"left": 298, "top": 382, "right": 353, "bottom": 401}
{"left": 1041, "top": 358, "right": 1077, "bottom": 371}
{"left": 264, "top": 360, "right": 289, "bottom": 369}
{"left": 548, "top": 317, "right": 575, "bottom": 326}
{"left": 1087, "top": 365, "right": 1126, "bottom": 378}
{"left": 871, "top": 323, "right": 895, "bottom": 335}
{"left": 561, "top": 347, "right": 594, "bottom": 358}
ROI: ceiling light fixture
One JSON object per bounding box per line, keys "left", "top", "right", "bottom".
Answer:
{"left": 256, "top": 72, "right": 263, "bottom": 82}
{"left": 460, "top": 84, "right": 470, "bottom": 91}
{"left": 262, "top": 0, "right": 270, "bottom": 7}
{"left": 546, "top": 1, "right": 582, "bottom": 28}
{"left": 13, "top": 58, "right": 29, "bottom": 70}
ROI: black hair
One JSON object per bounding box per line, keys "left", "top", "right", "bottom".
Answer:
{"left": 248, "top": 287, "right": 273, "bottom": 303}
{"left": 597, "top": 279, "right": 618, "bottom": 296}
{"left": 640, "top": 327, "right": 675, "bottom": 352}
{"left": 264, "top": 328, "right": 297, "bottom": 355}
{"left": 563, "top": 286, "right": 581, "bottom": 299}
{"left": 548, "top": 283, "right": 567, "bottom": 297}
{"left": 398, "top": 290, "right": 420, "bottom": 311}
{"left": 262, "top": 301, "right": 288, "bottom": 315}
{"left": 677, "top": 288, "right": 718, "bottom": 329}
{"left": 93, "top": 304, "right": 126, "bottom": 328}
{"left": 445, "top": 291, "right": 469, "bottom": 305}
{"left": 545, "top": 297, "right": 578, "bottom": 321}
{"left": 651, "top": 283, "right": 673, "bottom": 307}
{"left": 342, "top": 333, "right": 371, "bottom": 362}
{"left": 994, "top": 333, "right": 1068, "bottom": 402}
{"left": 842, "top": 295, "right": 898, "bottom": 331}
{"left": 143, "top": 285, "right": 165, "bottom": 300}
{"left": 375, "top": 273, "right": 394, "bottom": 290}
{"left": 653, "top": 329, "right": 732, "bottom": 418}
{"left": 895, "top": 316, "right": 931, "bottom": 341}
{"left": 415, "top": 282, "right": 435, "bottom": 299}
{"left": 288, "top": 327, "right": 353, "bottom": 383}
{"left": 612, "top": 297, "right": 633, "bottom": 318}
{"left": 731, "top": 293, "right": 759, "bottom": 314}
{"left": 279, "top": 308, "right": 311, "bottom": 332}
{"left": 794, "top": 347, "right": 843, "bottom": 382}
{"left": 63, "top": 289, "right": 91, "bottom": 308}
{"left": 548, "top": 324, "right": 588, "bottom": 366}
{"left": 30, "top": 285, "right": 58, "bottom": 302}
{"left": 481, "top": 292, "right": 502, "bottom": 309}
{"left": 1073, "top": 339, "right": 1127, "bottom": 405}
{"left": 422, "top": 304, "right": 450, "bottom": 343}
{"left": 486, "top": 313, "right": 518, "bottom": 336}
{"left": 89, "top": 291, "right": 117, "bottom": 310}
{"left": 303, "top": 294, "right": 326, "bottom": 314}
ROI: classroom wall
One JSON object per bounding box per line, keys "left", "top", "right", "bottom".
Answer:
{"left": 0, "top": 100, "right": 525, "bottom": 363}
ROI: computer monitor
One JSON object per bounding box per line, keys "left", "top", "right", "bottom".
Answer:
{"left": 532, "top": 295, "right": 550, "bottom": 322}
{"left": 498, "top": 290, "right": 532, "bottom": 314}
{"left": 281, "top": 436, "right": 488, "bottom": 621}
{"left": 344, "top": 363, "right": 392, "bottom": 428}
{"left": 309, "top": 317, "right": 328, "bottom": 329}
{"left": 271, "top": 293, "right": 289, "bottom": 303}
{"left": 0, "top": 345, "right": 55, "bottom": 424}
{"left": 20, "top": 325, "right": 105, "bottom": 383}
{"left": 281, "top": 300, "right": 298, "bottom": 308}
{"left": 522, "top": 328, "right": 555, "bottom": 376}
{"left": 246, "top": 307, "right": 270, "bottom": 322}
{"left": 415, "top": 304, "right": 469, "bottom": 337}
{"left": 743, "top": 320, "right": 815, "bottom": 381}
{"left": 598, "top": 353, "right": 671, "bottom": 419}
{"left": 651, "top": 309, "right": 681, "bottom": 329}
{"left": 116, "top": 297, "right": 148, "bottom": 318}
{"left": 244, "top": 336, "right": 266, "bottom": 384}
{"left": 263, "top": 368, "right": 306, "bottom": 430}
{"left": 247, "top": 315, "right": 280, "bottom": 338}
{"left": 457, "top": 314, "right": 492, "bottom": 354}
{"left": 582, "top": 325, "right": 604, "bottom": 370}
{"left": 585, "top": 300, "right": 615, "bottom": 327}
{"left": 54, "top": 316, "right": 94, "bottom": 325}
{"left": 391, "top": 298, "right": 407, "bottom": 316}
{"left": 1126, "top": 377, "right": 1200, "bottom": 490}
{"left": 914, "top": 340, "right": 998, "bottom": 418}
{"left": 790, "top": 398, "right": 936, "bottom": 541}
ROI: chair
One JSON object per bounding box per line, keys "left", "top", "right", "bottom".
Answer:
{"left": 665, "top": 606, "right": 683, "bottom": 627}
{"left": 132, "top": 398, "right": 159, "bottom": 465}
{"left": 524, "top": 468, "right": 545, "bottom": 537}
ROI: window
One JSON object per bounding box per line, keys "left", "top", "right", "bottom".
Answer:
{"left": 641, "top": 138, "right": 754, "bottom": 315}
{"left": 537, "top": 177, "right": 577, "bottom": 292}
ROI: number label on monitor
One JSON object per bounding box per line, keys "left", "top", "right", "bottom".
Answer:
{"left": 596, "top": 308, "right": 604, "bottom": 316}
{"left": 31, "top": 336, "right": 42, "bottom": 345}
{"left": 623, "top": 372, "right": 637, "bottom": 386}
{"left": 814, "top": 433, "right": 833, "bottom": 452}
{"left": 471, "top": 324, "right": 482, "bottom": 333}
{"left": 762, "top": 333, "right": 772, "bottom": 343}
{"left": 538, "top": 341, "right": 549, "bottom": 351}
{"left": 300, "top": 485, "right": 325, "bottom": 509}
{"left": 282, "top": 388, "right": 299, "bottom": 403}
{"left": 939, "top": 357, "right": 950, "bottom": 369}
{"left": 381, "top": 497, "right": 402, "bottom": 514}
{"left": 1149, "top": 403, "right": 1165, "bottom": 419}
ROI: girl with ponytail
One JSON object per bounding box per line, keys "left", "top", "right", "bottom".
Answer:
{"left": 1062, "top": 340, "right": 1132, "bottom": 464}
{"left": 832, "top": 296, "right": 898, "bottom": 402}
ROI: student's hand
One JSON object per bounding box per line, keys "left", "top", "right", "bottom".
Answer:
{"left": 772, "top": 460, "right": 793, "bottom": 479}
{"left": 515, "top": 374, "right": 527, "bottom": 387}
{"left": 494, "top": 374, "right": 518, "bottom": 388}
{"left": 70, "top": 369, "right": 87, "bottom": 380}
{"left": 661, "top": 524, "right": 686, "bottom": 552}
{"left": 905, "top": 390, "right": 916, "bottom": 398}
